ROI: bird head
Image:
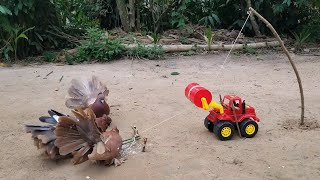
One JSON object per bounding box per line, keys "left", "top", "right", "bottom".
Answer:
{"left": 91, "top": 92, "right": 110, "bottom": 118}
{"left": 96, "top": 93, "right": 106, "bottom": 104}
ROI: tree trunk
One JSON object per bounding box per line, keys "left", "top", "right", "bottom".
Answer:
{"left": 149, "top": 0, "right": 157, "bottom": 32}
{"left": 116, "top": 0, "right": 130, "bottom": 32}
{"left": 246, "top": 0, "right": 262, "bottom": 37}
{"left": 136, "top": 0, "right": 141, "bottom": 31}
{"left": 128, "top": 0, "right": 136, "bottom": 30}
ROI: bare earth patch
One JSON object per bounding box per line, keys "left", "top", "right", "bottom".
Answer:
{"left": 0, "top": 52, "right": 319, "bottom": 180}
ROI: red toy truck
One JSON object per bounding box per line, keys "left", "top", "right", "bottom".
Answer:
{"left": 185, "top": 83, "right": 260, "bottom": 141}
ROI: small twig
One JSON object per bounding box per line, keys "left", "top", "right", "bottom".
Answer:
{"left": 142, "top": 138, "right": 147, "bottom": 152}
{"left": 46, "top": 71, "right": 53, "bottom": 77}
{"left": 219, "top": 94, "right": 223, "bottom": 105}
{"left": 110, "top": 104, "right": 121, "bottom": 107}
{"left": 43, "top": 71, "right": 53, "bottom": 79}
{"left": 59, "top": 75, "right": 64, "bottom": 82}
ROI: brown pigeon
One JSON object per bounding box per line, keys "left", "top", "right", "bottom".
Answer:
{"left": 54, "top": 107, "right": 125, "bottom": 166}
{"left": 65, "top": 75, "right": 112, "bottom": 129}
{"left": 25, "top": 76, "right": 112, "bottom": 160}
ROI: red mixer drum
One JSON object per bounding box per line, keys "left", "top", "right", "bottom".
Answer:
{"left": 185, "top": 83, "right": 212, "bottom": 108}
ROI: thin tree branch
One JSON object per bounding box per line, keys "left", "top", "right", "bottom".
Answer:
{"left": 249, "top": 7, "right": 305, "bottom": 125}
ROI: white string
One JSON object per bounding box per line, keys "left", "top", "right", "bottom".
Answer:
{"left": 215, "top": 10, "right": 252, "bottom": 75}
{"left": 141, "top": 110, "right": 188, "bottom": 133}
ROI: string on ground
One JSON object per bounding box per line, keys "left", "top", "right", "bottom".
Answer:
{"left": 141, "top": 109, "right": 190, "bottom": 134}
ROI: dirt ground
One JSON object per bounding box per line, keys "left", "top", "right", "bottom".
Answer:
{"left": 0, "top": 52, "right": 319, "bottom": 180}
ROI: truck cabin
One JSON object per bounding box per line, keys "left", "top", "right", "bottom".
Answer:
{"left": 222, "top": 95, "right": 246, "bottom": 114}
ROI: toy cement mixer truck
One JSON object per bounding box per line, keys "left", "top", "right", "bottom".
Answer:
{"left": 185, "top": 83, "right": 260, "bottom": 141}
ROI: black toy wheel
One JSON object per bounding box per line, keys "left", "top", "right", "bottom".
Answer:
{"left": 214, "top": 121, "right": 235, "bottom": 141}
{"left": 240, "top": 119, "right": 259, "bottom": 138}
{"left": 204, "top": 117, "right": 214, "bottom": 132}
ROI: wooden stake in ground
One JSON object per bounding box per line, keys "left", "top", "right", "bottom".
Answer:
{"left": 142, "top": 138, "right": 147, "bottom": 152}
{"left": 249, "top": 7, "right": 305, "bottom": 125}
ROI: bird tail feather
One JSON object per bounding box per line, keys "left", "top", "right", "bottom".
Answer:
{"left": 25, "top": 109, "right": 70, "bottom": 160}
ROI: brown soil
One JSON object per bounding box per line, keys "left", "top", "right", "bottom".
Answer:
{"left": 0, "top": 52, "right": 319, "bottom": 180}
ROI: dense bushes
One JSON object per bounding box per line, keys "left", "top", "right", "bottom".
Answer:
{"left": 0, "top": 0, "right": 84, "bottom": 61}
{"left": 73, "top": 28, "right": 125, "bottom": 62}
{"left": 1, "top": 0, "right": 319, "bottom": 62}
{"left": 43, "top": 28, "right": 164, "bottom": 64}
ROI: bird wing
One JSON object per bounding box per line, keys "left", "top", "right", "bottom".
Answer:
{"left": 39, "top": 109, "right": 66, "bottom": 125}
{"left": 54, "top": 107, "right": 102, "bottom": 164}
{"left": 65, "top": 76, "right": 109, "bottom": 109}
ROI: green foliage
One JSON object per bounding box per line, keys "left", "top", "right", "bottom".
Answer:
{"left": 196, "top": 0, "right": 221, "bottom": 28}
{"left": 301, "top": 10, "right": 320, "bottom": 43}
{"left": 291, "top": 29, "right": 311, "bottom": 48}
{"left": 1, "top": 0, "right": 320, "bottom": 62}
{"left": 181, "top": 50, "right": 196, "bottom": 56}
{"left": 242, "top": 46, "right": 257, "bottom": 55}
{"left": 127, "top": 44, "right": 164, "bottom": 60}
{"left": 147, "top": 32, "right": 161, "bottom": 44}
{"left": 170, "top": 0, "right": 222, "bottom": 29}
{"left": 0, "top": 5, "right": 12, "bottom": 15}
{"left": 0, "top": 18, "right": 34, "bottom": 61}
{"left": 168, "top": 0, "right": 319, "bottom": 37}
{"left": 43, "top": 51, "right": 58, "bottom": 62}
{"left": 54, "top": 0, "right": 101, "bottom": 28}
{"left": 204, "top": 27, "right": 214, "bottom": 50}
{"left": 64, "top": 53, "right": 75, "bottom": 65}
{"left": 199, "top": 13, "right": 220, "bottom": 28}
{"left": 0, "top": 0, "right": 81, "bottom": 61}
{"left": 74, "top": 28, "right": 125, "bottom": 62}
{"left": 179, "top": 36, "right": 190, "bottom": 44}
{"left": 170, "top": 1, "right": 189, "bottom": 29}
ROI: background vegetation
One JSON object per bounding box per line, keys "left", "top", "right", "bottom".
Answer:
{"left": 1, "top": 0, "right": 319, "bottom": 62}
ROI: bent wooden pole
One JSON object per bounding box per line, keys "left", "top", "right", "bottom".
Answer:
{"left": 249, "top": 7, "right": 305, "bottom": 125}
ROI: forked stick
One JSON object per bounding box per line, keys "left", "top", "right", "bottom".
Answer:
{"left": 249, "top": 7, "right": 305, "bottom": 125}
